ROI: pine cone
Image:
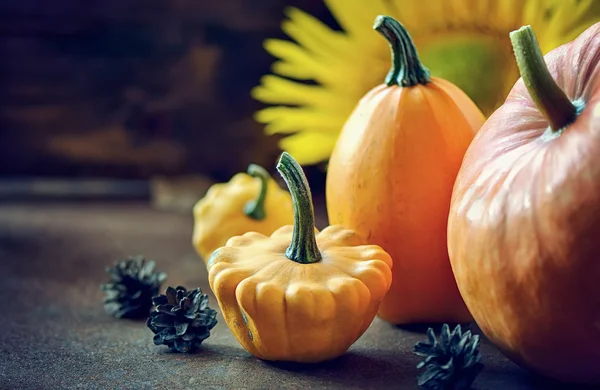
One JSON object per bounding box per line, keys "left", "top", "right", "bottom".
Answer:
{"left": 413, "top": 324, "right": 484, "bottom": 390}
{"left": 101, "top": 255, "right": 167, "bottom": 319}
{"left": 146, "top": 286, "right": 218, "bottom": 353}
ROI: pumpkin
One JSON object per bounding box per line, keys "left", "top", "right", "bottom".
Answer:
{"left": 192, "top": 164, "right": 294, "bottom": 264}
{"left": 447, "top": 24, "right": 600, "bottom": 384}
{"left": 326, "top": 15, "right": 485, "bottom": 324}
{"left": 208, "top": 152, "right": 393, "bottom": 363}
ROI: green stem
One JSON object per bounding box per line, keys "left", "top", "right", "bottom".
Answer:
{"left": 243, "top": 164, "right": 270, "bottom": 220}
{"left": 276, "top": 152, "right": 321, "bottom": 264}
{"left": 373, "top": 15, "right": 430, "bottom": 87}
{"left": 509, "top": 25, "right": 578, "bottom": 132}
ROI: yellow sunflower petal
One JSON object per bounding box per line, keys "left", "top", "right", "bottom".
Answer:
{"left": 443, "top": 0, "right": 476, "bottom": 25}
{"left": 264, "top": 39, "right": 332, "bottom": 80}
{"left": 278, "top": 132, "right": 339, "bottom": 166}
{"left": 325, "top": 0, "right": 391, "bottom": 41}
{"left": 270, "top": 61, "right": 314, "bottom": 80}
{"left": 547, "top": 0, "right": 596, "bottom": 46}
{"left": 497, "top": 0, "right": 524, "bottom": 31}
{"left": 523, "top": 0, "right": 543, "bottom": 30}
{"left": 251, "top": 75, "right": 347, "bottom": 111}
{"left": 264, "top": 38, "right": 357, "bottom": 89}
{"left": 255, "top": 106, "right": 345, "bottom": 134}
{"left": 386, "top": 0, "right": 419, "bottom": 29}
{"left": 282, "top": 7, "right": 350, "bottom": 59}
{"left": 267, "top": 9, "right": 373, "bottom": 91}
{"left": 419, "top": 1, "right": 446, "bottom": 29}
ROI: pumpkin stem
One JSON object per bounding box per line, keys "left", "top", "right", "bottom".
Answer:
{"left": 244, "top": 164, "right": 270, "bottom": 220}
{"left": 276, "top": 152, "right": 321, "bottom": 264}
{"left": 374, "top": 15, "right": 430, "bottom": 87}
{"left": 510, "top": 26, "right": 579, "bottom": 133}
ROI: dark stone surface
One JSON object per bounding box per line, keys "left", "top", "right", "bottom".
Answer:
{"left": 0, "top": 201, "right": 595, "bottom": 389}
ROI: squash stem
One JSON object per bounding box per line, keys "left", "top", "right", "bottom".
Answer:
{"left": 276, "top": 152, "right": 321, "bottom": 264}
{"left": 510, "top": 25, "right": 578, "bottom": 132}
{"left": 373, "top": 15, "right": 430, "bottom": 87}
{"left": 244, "top": 164, "right": 270, "bottom": 220}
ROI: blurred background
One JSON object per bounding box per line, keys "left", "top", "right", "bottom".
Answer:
{"left": 0, "top": 0, "right": 334, "bottom": 208}
{"left": 2, "top": 0, "right": 599, "bottom": 211}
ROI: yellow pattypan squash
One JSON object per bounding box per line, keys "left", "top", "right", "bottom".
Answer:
{"left": 192, "top": 164, "right": 293, "bottom": 264}
{"left": 207, "top": 152, "right": 393, "bottom": 363}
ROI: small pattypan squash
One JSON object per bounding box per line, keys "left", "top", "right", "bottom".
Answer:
{"left": 192, "top": 164, "right": 293, "bottom": 264}
{"left": 207, "top": 152, "right": 393, "bottom": 363}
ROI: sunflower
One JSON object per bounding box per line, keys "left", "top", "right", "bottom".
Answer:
{"left": 251, "top": 0, "right": 600, "bottom": 165}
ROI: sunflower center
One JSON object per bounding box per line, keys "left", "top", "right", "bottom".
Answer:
{"left": 414, "top": 31, "right": 519, "bottom": 116}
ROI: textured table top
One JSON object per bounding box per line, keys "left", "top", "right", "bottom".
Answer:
{"left": 0, "top": 201, "right": 593, "bottom": 390}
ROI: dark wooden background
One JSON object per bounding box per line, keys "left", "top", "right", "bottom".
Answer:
{"left": 0, "top": 0, "right": 336, "bottom": 182}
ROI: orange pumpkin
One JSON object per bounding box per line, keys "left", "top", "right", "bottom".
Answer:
{"left": 448, "top": 24, "right": 600, "bottom": 385}
{"left": 326, "top": 15, "right": 485, "bottom": 325}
